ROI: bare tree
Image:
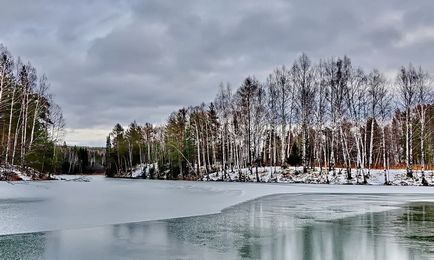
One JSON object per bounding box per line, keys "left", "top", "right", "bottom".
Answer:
{"left": 376, "top": 77, "right": 392, "bottom": 184}
{"left": 265, "top": 73, "right": 279, "bottom": 175}
{"left": 235, "top": 77, "right": 261, "bottom": 178}
{"left": 274, "top": 66, "right": 292, "bottom": 165}
{"left": 397, "top": 64, "right": 418, "bottom": 178}
{"left": 292, "top": 54, "right": 316, "bottom": 173}
{"left": 29, "top": 74, "right": 49, "bottom": 149}
{"left": 414, "top": 68, "right": 432, "bottom": 183}
{"left": 215, "top": 83, "right": 233, "bottom": 178}
{"left": 252, "top": 83, "right": 266, "bottom": 181}
{"left": 1, "top": 47, "right": 14, "bottom": 163}
{"left": 347, "top": 68, "right": 368, "bottom": 183}
{"left": 367, "top": 70, "right": 386, "bottom": 176}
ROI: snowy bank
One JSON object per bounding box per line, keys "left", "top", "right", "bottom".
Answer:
{"left": 0, "top": 165, "right": 53, "bottom": 181}
{"left": 109, "top": 163, "right": 159, "bottom": 178}
{"left": 203, "top": 166, "right": 434, "bottom": 186}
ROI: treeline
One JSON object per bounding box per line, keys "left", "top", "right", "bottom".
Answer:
{"left": 106, "top": 54, "right": 434, "bottom": 183}
{"left": 106, "top": 122, "right": 164, "bottom": 177}
{"left": 59, "top": 145, "right": 106, "bottom": 174}
{"left": 0, "top": 44, "right": 65, "bottom": 173}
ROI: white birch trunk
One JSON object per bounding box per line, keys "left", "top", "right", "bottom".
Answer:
{"left": 420, "top": 106, "right": 425, "bottom": 177}
{"left": 382, "top": 126, "right": 388, "bottom": 184}
{"left": 222, "top": 128, "right": 226, "bottom": 172}
{"left": 368, "top": 119, "right": 375, "bottom": 175}
{"left": 29, "top": 99, "right": 40, "bottom": 149}
{"left": 195, "top": 123, "right": 201, "bottom": 174}
{"left": 5, "top": 87, "right": 16, "bottom": 163}
{"left": 12, "top": 110, "right": 22, "bottom": 165}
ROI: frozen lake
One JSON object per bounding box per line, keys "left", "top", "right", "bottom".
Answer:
{"left": 1, "top": 177, "right": 434, "bottom": 259}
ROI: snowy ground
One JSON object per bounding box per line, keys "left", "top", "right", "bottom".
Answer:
{"left": 110, "top": 163, "right": 158, "bottom": 178}
{"left": 1, "top": 177, "right": 434, "bottom": 235}
{"left": 204, "top": 166, "right": 434, "bottom": 186}
{"left": 0, "top": 165, "right": 58, "bottom": 181}
{"left": 0, "top": 165, "right": 34, "bottom": 181}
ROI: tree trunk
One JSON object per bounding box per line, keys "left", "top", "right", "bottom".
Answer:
{"left": 222, "top": 127, "right": 226, "bottom": 178}
{"left": 405, "top": 108, "right": 413, "bottom": 178}
{"left": 235, "top": 137, "right": 240, "bottom": 170}
{"left": 330, "top": 127, "right": 335, "bottom": 174}
{"left": 420, "top": 106, "right": 425, "bottom": 178}
{"left": 302, "top": 124, "right": 307, "bottom": 173}
{"left": 146, "top": 133, "right": 151, "bottom": 164}
{"left": 5, "top": 87, "right": 16, "bottom": 164}
{"left": 362, "top": 126, "right": 367, "bottom": 183}
{"left": 201, "top": 125, "right": 208, "bottom": 174}
{"left": 128, "top": 141, "right": 133, "bottom": 176}
{"left": 281, "top": 124, "right": 286, "bottom": 165}
{"left": 12, "top": 119, "right": 21, "bottom": 166}
{"left": 21, "top": 90, "right": 30, "bottom": 165}
{"left": 0, "top": 66, "right": 5, "bottom": 106}
{"left": 382, "top": 126, "right": 388, "bottom": 184}
{"left": 138, "top": 143, "right": 143, "bottom": 165}
{"left": 286, "top": 126, "right": 291, "bottom": 164}
{"left": 268, "top": 127, "right": 272, "bottom": 177}
{"left": 205, "top": 121, "right": 211, "bottom": 172}
{"left": 354, "top": 130, "right": 361, "bottom": 183}
{"left": 211, "top": 130, "right": 217, "bottom": 170}
{"left": 29, "top": 99, "right": 40, "bottom": 149}
{"left": 368, "top": 119, "right": 375, "bottom": 177}
{"left": 273, "top": 127, "right": 277, "bottom": 174}
{"left": 195, "top": 123, "right": 201, "bottom": 175}
{"left": 116, "top": 143, "right": 121, "bottom": 174}
{"left": 339, "top": 124, "right": 350, "bottom": 180}
{"left": 323, "top": 135, "right": 328, "bottom": 182}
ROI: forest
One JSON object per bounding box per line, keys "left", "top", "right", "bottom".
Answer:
{"left": 0, "top": 44, "right": 108, "bottom": 177}
{"left": 106, "top": 54, "right": 434, "bottom": 184}
{"left": 2, "top": 41, "right": 432, "bottom": 182}
{"left": 0, "top": 44, "right": 66, "bottom": 174}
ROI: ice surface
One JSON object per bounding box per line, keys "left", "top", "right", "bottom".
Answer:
{"left": 1, "top": 177, "right": 434, "bottom": 235}
{"left": 2, "top": 195, "right": 434, "bottom": 260}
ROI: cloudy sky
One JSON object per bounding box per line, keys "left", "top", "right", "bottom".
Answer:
{"left": 1, "top": 0, "right": 433, "bottom": 146}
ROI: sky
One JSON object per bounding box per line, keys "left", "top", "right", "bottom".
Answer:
{"left": 1, "top": 0, "right": 433, "bottom": 147}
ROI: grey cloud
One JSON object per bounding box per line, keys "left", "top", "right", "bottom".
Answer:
{"left": 1, "top": 0, "right": 433, "bottom": 146}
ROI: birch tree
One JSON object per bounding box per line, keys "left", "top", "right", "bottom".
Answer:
{"left": 367, "top": 70, "right": 386, "bottom": 176}
{"left": 235, "top": 77, "right": 260, "bottom": 175}
{"left": 414, "top": 68, "right": 432, "bottom": 182}
{"left": 292, "top": 54, "right": 316, "bottom": 173}
{"left": 265, "top": 73, "right": 279, "bottom": 174}
{"left": 397, "top": 65, "right": 418, "bottom": 178}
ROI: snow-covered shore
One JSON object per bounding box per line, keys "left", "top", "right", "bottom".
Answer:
{"left": 0, "top": 165, "right": 54, "bottom": 181}
{"left": 203, "top": 166, "right": 434, "bottom": 186}
{"left": 1, "top": 176, "right": 434, "bottom": 236}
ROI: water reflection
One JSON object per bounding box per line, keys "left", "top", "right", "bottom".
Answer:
{"left": 1, "top": 194, "right": 434, "bottom": 260}
{"left": 0, "top": 232, "right": 47, "bottom": 260}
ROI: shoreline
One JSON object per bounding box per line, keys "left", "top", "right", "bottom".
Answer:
{"left": 106, "top": 166, "right": 434, "bottom": 187}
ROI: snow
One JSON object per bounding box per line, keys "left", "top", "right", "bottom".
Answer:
{"left": 0, "top": 165, "right": 52, "bottom": 181}
{"left": 15, "top": 172, "right": 32, "bottom": 181}
{"left": 1, "top": 177, "right": 434, "bottom": 236}
{"left": 111, "top": 163, "right": 158, "bottom": 178}
{"left": 131, "top": 164, "right": 144, "bottom": 178}
{"left": 0, "top": 165, "right": 32, "bottom": 181}
{"left": 204, "top": 166, "right": 434, "bottom": 186}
